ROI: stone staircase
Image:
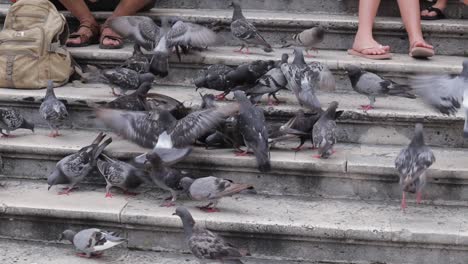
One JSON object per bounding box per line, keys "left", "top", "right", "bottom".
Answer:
{"left": 1, "top": 1, "right": 468, "bottom": 264}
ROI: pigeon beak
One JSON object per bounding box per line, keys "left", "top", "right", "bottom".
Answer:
{"left": 47, "top": 185, "right": 52, "bottom": 191}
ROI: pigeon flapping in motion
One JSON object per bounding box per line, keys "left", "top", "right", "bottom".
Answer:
{"left": 410, "top": 60, "right": 468, "bottom": 137}
{"left": 173, "top": 207, "right": 250, "bottom": 263}
{"left": 109, "top": 16, "right": 161, "bottom": 51}
{"left": 47, "top": 132, "right": 112, "bottom": 195}
{"left": 59, "top": 228, "right": 126, "bottom": 258}
{"left": 229, "top": 1, "right": 273, "bottom": 54}
{"left": 103, "top": 68, "right": 155, "bottom": 96}
{"left": 245, "top": 54, "right": 289, "bottom": 105}
{"left": 194, "top": 64, "right": 235, "bottom": 100}
{"left": 97, "top": 153, "right": 147, "bottom": 198}
{"left": 100, "top": 81, "right": 153, "bottom": 111}
{"left": 180, "top": 176, "right": 254, "bottom": 213}
{"left": 234, "top": 91, "right": 271, "bottom": 172}
{"left": 312, "top": 101, "right": 340, "bottom": 159}
{"left": 289, "top": 26, "right": 325, "bottom": 58}
{"left": 39, "top": 80, "right": 69, "bottom": 137}
{"left": 395, "top": 123, "right": 435, "bottom": 210}
{"left": 308, "top": 61, "right": 336, "bottom": 92}
{"left": 123, "top": 44, "right": 151, "bottom": 73}
{"left": 345, "top": 64, "right": 416, "bottom": 111}
{"left": 150, "top": 21, "right": 170, "bottom": 78}
{"left": 0, "top": 108, "right": 34, "bottom": 138}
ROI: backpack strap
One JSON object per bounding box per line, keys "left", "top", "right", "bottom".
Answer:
{"left": 48, "top": 42, "right": 68, "bottom": 56}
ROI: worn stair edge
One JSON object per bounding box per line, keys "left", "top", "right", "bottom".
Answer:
{"left": 1, "top": 180, "right": 468, "bottom": 264}
{"left": 1, "top": 128, "right": 468, "bottom": 204}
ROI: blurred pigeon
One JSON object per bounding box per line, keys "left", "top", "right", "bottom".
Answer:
{"left": 0, "top": 108, "right": 34, "bottom": 138}
{"left": 410, "top": 60, "right": 468, "bottom": 136}
{"left": 59, "top": 228, "right": 126, "bottom": 258}
{"left": 308, "top": 61, "right": 336, "bottom": 91}
{"left": 101, "top": 81, "right": 152, "bottom": 111}
{"left": 47, "top": 132, "right": 112, "bottom": 195}
{"left": 167, "top": 20, "right": 221, "bottom": 57}
{"left": 109, "top": 16, "right": 161, "bottom": 51}
{"left": 234, "top": 91, "right": 271, "bottom": 172}
{"left": 290, "top": 26, "right": 325, "bottom": 57}
{"left": 173, "top": 207, "right": 250, "bottom": 263}
{"left": 123, "top": 44, "right": 151, "bottom": 73}
{"left": 150, "top": 24, "right": 170, "bottom": 78}
{"left": 312, "top": 101, "right": 339, "bottom": 159}
{"left": 281, "top": 48, "right": 322, "bottom": 112}
{"left": 97, "top": 154, "right": 147, "bottom": 198}
{"left": 245, "top": 55, "right": 289, "bottom": 105}
{"left": 229, "top": 1, "right": 273, "bottom": 54}
{"left": 345, "top": 65, "right": 416, "bottom": 111}
{"left": 395, "top": 123, "right": 435, "bottom": 210}
{"left": 180, "top": 176, "right": 254, "bottom": 213}
{"left": 39, "top": 80, "right": 68, "bottom": 137}
{"left": 103, "top": 68, "right": 155, "bottom": 96}
{"left": 194, "top": 64, "right": 235, "bottom": 100}
{"left": 200, "top": 93, "right": 217, "bottom": 109}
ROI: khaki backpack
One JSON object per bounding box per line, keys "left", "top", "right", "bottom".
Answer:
{"left": 0, "top": 0, "right": 73, "bottom": 89}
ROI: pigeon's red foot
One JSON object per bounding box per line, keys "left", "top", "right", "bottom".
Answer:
{"left": 198, "top": 206, "right": 220, "bottom": 213}
{"left": 76, "top": 253, "right": 90, "bottom": 258}
{"left": 105, "top": 192, "right": 113, "bottom": 198}
{"left": 124, "top": 190, "right": 139, "bottom": 196}
{"left": 215, "top": 93, "right": 226, "bottom": 101}
{"left": 1, "top": 134, "right": 15, "bottom": 138}
{"left": 360, "top": 105, "right": 374, "bottom": 111}
{"left": 313, "top": 154, "right": 323, "bottom": 159}
{"left": 58, "top": 187, "right": 78, "bottom": 195}
{"left": 160, "top": 201, "right": 176, "bottom": 207}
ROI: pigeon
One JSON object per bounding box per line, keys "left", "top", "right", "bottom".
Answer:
{"left": 308, "top": 61, "right": 336, "bottom": 92}
{"left": 229, "top": 1, "right": 273, "bottom": 54}
{"left": 291, "top": 26, "right": 325, "bottom": 57}
{"left": 281, "top": 48, "right": 322, "bottom": 112}
{"left": 410, "top": 60, "right": 468, "bottom": 136}
{"left": 109, "top": 16, "right": 161, "bottom": 51}
{"left": 226, "top": 60, "right": 275, "bottom": 96}
{"left": 180, "top": 176, "right": 254, "bottom": 213}
{"left": 39, "top": 80, "right": 69, "bottom": 137}
{"left": 59, "top": 228, "right": 126, "bottom": 258}
{"left": 103, "top": 68, "right": 155, "bottom": 96}
{"left": 234, "top": 91, "right": 271, "bottom": 172}
{"left": 395, "top": 123, "right": 435, "bottom": 210}
{"left": 0, "top": 108, "right": 34, "bottom": 138}
{"left": 101, "top": 81, "right": 152, "bottom": 111}
{"left": 173, "top": 207, "right": 250, "bottom": 263}
{"left": 123, "top": 44, "right": 151, "bottom": 73}
{"left": 166, "top": 20, "right": 220, "bottom": 56}
{"left": 312, "top": 101, "right": 340, "bottom": 159}
{"left": 47, "top": 132, "right": 112, "bottom": 195}
{"left": 97, "top": 154, "right": 147, "bottom": 198}
{"left": 345, "top": 65, "right": 416, "bottom": 111}
{"left": 150, "top": 26, "right": 170, "bottom": 78}
{"left": 194, "top": 64, "right": 235, "bottom": 100}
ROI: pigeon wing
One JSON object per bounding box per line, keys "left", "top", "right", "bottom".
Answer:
{"left": 189, "top": 228, "right": 243, "bottom": 260}
{"left": 231, "top": 19, "right": 269, "bottom": 46}
{"left": 167, "top": 21, "right": 220, "bottom": 48}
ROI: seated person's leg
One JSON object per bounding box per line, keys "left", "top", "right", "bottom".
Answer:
{"left": 100, "top": 0, "right": 156, "bottom": 49}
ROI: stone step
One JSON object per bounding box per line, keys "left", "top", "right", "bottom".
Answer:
{"left": 67, "top": 44, "right": 467, "bottom": 93}
{"left": 0, "top": 180, "right": 466, "bottom": 264}
{"left": 0, "top": 80, "right": 465, "bottom": 148}
{"left": 0, "top": 238, "right": 313, "bottom": 264}
{"left": 0, "top": 128, "right": 467, "bottom": 203}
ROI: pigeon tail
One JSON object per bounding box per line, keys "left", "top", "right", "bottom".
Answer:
{"left": 387, "top": 83, "right": 416, "bottom": 99}
{"left": 92, "top": 137, "right": 113, "bottom": 164}
{"left": 19, "top": 119, "right": 35, "bottom": 132}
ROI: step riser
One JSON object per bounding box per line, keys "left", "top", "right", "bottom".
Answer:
{"left": 2, "top": 151, "right": 468, "bottom": 204}
{"left": 1, "top": 214, "right": 466, "bottom": 264}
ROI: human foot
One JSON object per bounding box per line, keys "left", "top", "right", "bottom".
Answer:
{"left": 100, "top": 24, "right": 124, "bottom": 49}
{"left": 409, "top": 40, "right": 434, "bottom": 58}
{"left": 66, "top": 23, "right": 99, "bottom": 47}
{"left": 352, "top": 36, "right": 390, "bottom": 56}
{"left": 421, "top": 0, "right": 447, "bottom": 19}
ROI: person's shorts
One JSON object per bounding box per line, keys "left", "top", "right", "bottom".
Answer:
{"left": 50, "top": 0, "right": 156, "bottom": 12}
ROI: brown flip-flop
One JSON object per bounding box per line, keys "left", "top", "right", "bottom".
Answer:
{"left": 409, "top": 42, "right": 434, "bottom": 59}
{"left": 66, "top": 23, "right": 99, "bottom": 48}
{"left": 99, "top": 24, "right": 124, "bottom": 50}
{"left": 347, "top": 47, "right": 392, "bottom": 60}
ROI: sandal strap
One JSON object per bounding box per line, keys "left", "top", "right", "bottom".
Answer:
{"left": 425, "top": 6, "right": 446, "bottom": 18}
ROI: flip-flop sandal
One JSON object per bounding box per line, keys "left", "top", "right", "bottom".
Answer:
{"left": 421, "top": 6, "right": 446, "bottom": 20}
{"left": 409, "top": 42, "right": 435, "bottom": 58}
{"left": 66, "top": 24, "right": 99, "bottom": 48}
{"left": 100, "top": 25, "right": 124, "bottom": 50}
{"left": 347, "top": 46, "right": 392, "bottom": 60}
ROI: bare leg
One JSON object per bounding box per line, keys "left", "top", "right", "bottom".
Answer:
{"left": 352, "top": 0, "right": 390, "bottom": 55}
{"left": 397, "top": 0, "right": 434, "bottom": 52}
{"left": 416, "top": 191, "right": 422, "bottom": 204}
{"left": 57, "top": 0, "right": 98, "bottom": 46}
{"left": 421, "top": 0, "right": 448, "bottom": 17}
{"left": 401, "top": 192, "right": 407, "bottom": 210}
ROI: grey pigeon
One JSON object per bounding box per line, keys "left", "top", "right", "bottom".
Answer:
{"left": 173, "top": 207, "right": 250, "bottom": 263}
{"left": 245, "top": 54, "right": 289, "bottom": 105}
{"left": 230, "top": 1, "right": 273, "bottom": 54}
{"left": 39, "top": 80, "right": 68, "bottom": 137}
{"left": 234, "top": 91, "right": 271, "bottom": 172}
{"left": 281, "top": 48, "right": 322, "bottom": 112}
{"left": 47, "top": 132, "right": 112, "bottom": 195}
{"left": 109, "top": 16, "right": 161, "bottom": 51}
{"left": 312, "top": 101, "right": 339, "bottom": 159}
{"left": 150, "top": 23, "right": 170, "bottom": 78}
{"left": 308, "top": 61, "right": 336, "bottom": 92}
{"left": 345, "top": 65, "right": 416, "bottom": 111}
{"left": 59, "top": 228, "right": 126, "bottom": 258}
{"left": 103, "top": 68, "right": 155, "bottom": 96}
{"left": 226, "top": 60, "right": 275, "bottom": 99}
{"left": 410, "top": 60, "right": 468, "bottom": 137}
{"left": 194, "top": 64, "right": 235, "bottom": 100}
{"left": 395, "top": 123, "right": 435, "bottom": 210}
{"left": 0, "top": 108, "right": 34, "bottom": 137}
{"left": 97, "top": 153, "right": 147, "bottom": 198}
{"left": 167, "top": 20, "right": 220, "bottom": 55}
{"left": 292, "top": 26, "right": 325, "bottom": 57}
{"left": 123, "top": 44, "right": 151, "bottom": 73}
{"left": 101, "top": 81, "right": 152, "bottom": 111}
{"left": 180, "top": 176, "right": 254, "bottom": 213}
